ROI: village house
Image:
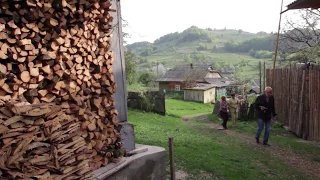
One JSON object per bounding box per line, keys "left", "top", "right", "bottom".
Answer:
{"left": 156, "top": 64, "right": 231, "bottom": 103}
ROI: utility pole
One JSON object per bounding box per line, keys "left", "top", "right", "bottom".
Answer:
{"left": 157, "top": 62, "right": 159, "bottom": 77}
{"left": 263, "top": 61, "right": 266, "bottom": 91}
{"left": 259, "top": 61, "right": 262, "bottom": 93}
{"left": 272, "top": 0, "right": 284, "bottom": 88}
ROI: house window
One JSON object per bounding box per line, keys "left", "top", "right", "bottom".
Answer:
{"left": 175, "top": 85, "right": 180, "bottom": 91}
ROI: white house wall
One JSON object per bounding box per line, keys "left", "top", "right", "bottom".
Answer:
{"left": 184, "top": 88, "right": 216, "bottom": 103}
{"left": 204, "top": 88, "right": 216, "bottom": 103}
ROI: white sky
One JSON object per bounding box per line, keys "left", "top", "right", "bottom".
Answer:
{"left": 121, "top": 0, "right": 298, "bottom": 44}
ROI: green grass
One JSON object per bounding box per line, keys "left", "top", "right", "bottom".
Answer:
{"left": 127, "top": 83, "right": 158, "bottom": 91}
{"left": 128, "top": 100, "right": 318, "bottom": 180}
{"left": 165, "top": 99, "right": 212, "bottom": 118}
{"left": 127, "top": 83, "right": 147, "bottom": 91}
{"left": 140, "top": 51, "right": 273, "bottom": 80}
{"left": 208, "top": 114, "right": 320, "bottom": 163}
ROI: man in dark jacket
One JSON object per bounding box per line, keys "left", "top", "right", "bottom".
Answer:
{"left": 255, "top": 86, "right": 277, "bottom": 146}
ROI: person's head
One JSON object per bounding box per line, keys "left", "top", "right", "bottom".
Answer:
{"left": 264, "top": 86, "right": 272, "bottom": 97}
{"left": 231, "top": 93, "right": 235, "bottom": 99}
{"left": 221, "top": 96, "right": 226, "bottom": 101}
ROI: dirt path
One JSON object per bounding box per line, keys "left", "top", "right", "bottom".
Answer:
{"left": 182, "top": 114, "right": 320, "bottom": 180}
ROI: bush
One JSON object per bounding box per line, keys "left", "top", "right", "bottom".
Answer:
{"left": 197, "top": 44, "right": 207, "bottom": 51}
{"left": 138, "top": 72, "right": 156, "bottom": 86}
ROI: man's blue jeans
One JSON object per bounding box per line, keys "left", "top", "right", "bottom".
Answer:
{"left": 255, "top": 118, "right": 271, "bottom": 143}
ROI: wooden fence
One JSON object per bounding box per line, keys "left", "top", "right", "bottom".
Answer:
{"left": 266, "top": 66, "right": 320, "bottom": 140}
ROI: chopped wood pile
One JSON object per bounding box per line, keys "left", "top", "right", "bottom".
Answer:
{"left": 0, "top": 0, "right": 123, "bottom": 179}
{"left": 0, "top": 101, "right": 123, "bottom": 179}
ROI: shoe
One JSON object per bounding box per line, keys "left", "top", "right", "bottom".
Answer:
{"left": 263, "top": 142, "right": 271, "bottom": 146}
{"left": 255, "top": 138, "right": 260, "bottom": 144}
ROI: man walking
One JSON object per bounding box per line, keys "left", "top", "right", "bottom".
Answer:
{"left": 255, "top": 87, "right": 277, "bottom": 146}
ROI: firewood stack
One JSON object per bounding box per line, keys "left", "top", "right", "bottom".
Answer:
{"left": 0, "top": 0, "right": 123, "bottom": 179}
{"left": 0, "top": 101, "right": 90, "bottom": 179}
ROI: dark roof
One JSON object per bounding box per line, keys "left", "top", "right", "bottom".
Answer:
{"left": 283, "top": 0, "right": 320, "bottom": 13}
{"left": 250, "top": 88, "right": 261, "bottom": 94}
{"left": 156, "top": 65, "right": 220, "bottom": 82}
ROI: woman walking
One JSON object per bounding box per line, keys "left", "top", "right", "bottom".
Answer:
{"left": 229, "top": 93, "right": 240, "bottom": 127}
{"left": 219, "top": 96, "right": 229, "bottom": 130}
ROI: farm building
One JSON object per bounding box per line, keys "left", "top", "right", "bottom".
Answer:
{"left": 156, "top": 64, "right": 228, "bottom": 91}
{"left": 184, "top": 84, "right": 216, "bottom": 103}
{"left": 248, "top": 79, "right": 263, "bottom": 94}
{"left": 184, "top": 79, "right": 229, "bottom": 103}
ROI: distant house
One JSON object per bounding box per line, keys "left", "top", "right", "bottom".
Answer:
{"left": 184, "top": 84, "right": 216, "bottom": 103}
{"left": 151, "top": 63, "right": 167, "bottom": 77}
{"left": 249, "top": 79, "right": 263, "bottom": 94}
{"left": 157, "top": 64, "right": 231, "bottom": 103}
{"left": 184, "top": 82, "right": 228, "bottom": 104}
{"left": 156, "top": 64, "right": 223, "bottom": 91}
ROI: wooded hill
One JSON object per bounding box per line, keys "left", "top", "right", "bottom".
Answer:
{"left": 126, "top": 26, "right": 277, "bottom": 81}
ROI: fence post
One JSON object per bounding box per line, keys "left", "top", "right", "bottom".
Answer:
{"left": 259, "top": 61, "right": 262, "bottom": 93}
{"left": 169, "top": 137, "right": 175, "bottom": 180}
{"left": 263, "top": 61, "right": 266, "bottom": 90}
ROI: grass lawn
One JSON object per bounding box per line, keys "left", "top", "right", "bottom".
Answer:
{"left": 165, "top": 99, "right": 212, "bottom": 118}
{"left": 127, "top": 83, "right": 158, "bottom": 91}
{"left": 128, "top": 99, "right": 319, "bottom": 180}
{"left": 208, "top": 114, "right": 320, "bottom": 163}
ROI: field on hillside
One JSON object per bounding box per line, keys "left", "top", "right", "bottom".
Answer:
{"left": 144, "top": 53, "right": 273, "bottom": 77}
{"left": 128, "top": 99, "right": 320, "bottom": 180}
{"left": 127, "top": 27, "right": 276, "bottom": 80}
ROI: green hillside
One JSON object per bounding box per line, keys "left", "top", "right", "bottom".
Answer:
{"left": 126, "top": 26, "right": 277, "bottom": 81}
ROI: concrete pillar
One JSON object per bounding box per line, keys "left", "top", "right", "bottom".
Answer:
{"left": 110, "top": 0, "right": 135, "bottom": 151}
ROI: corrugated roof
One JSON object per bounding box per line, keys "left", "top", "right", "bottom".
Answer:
{"left": 204, "top": 78, "right": 230, "bottom": 87}
{"left": 156, "top": 65, "right": 219, "bottom": 82}
{"left": 285, "top": 0, "right": 320, "bottom": 11}
{"left": 184, "top": 78, "right": 230, "bottom": 91}
{"left": 184, "top": 83, "right": 216, "bottom": 91}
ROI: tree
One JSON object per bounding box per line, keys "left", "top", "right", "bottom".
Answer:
{"left": 212, "top": 62, "right": 221, "bottom": 70}
{"left": 197, "top": 44, "right": 207, "bottom": 51}
{"left": 229, "top": 65, "right": 236, "bottom": 72}
{"left": 184, "top": 54, "right": 191, "bottom": 62}
{"left": 280, "top": 9, "right": 320, "bottom": 63}
{"left": 124, "top": 50, "right": 137, "bottom": 85}
{"left": 138, "top": 72, "right": 156, "bottom": 86}
{"left": 212, "top": 45, "right": 218, "bottom": 52}
{"left": 122, "top": 19, "right": 131, "bottom": 45}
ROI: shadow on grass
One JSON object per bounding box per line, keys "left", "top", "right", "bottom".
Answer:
{"left": 208, "top": 114, "right": 320, "bottom": 162}
{"left": 129, "top": 110, "right": 314, "bottom": 180}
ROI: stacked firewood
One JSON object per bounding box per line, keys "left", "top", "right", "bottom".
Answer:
{"left": 0, "top": 101, "right": 122, "bottom": 179}
{"left": 0, "top": 0, "right": 123, "bottom": 179}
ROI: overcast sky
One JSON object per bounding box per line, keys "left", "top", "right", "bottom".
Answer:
{"left": 121, "top": 0, "right": 298, "bottom": 44}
